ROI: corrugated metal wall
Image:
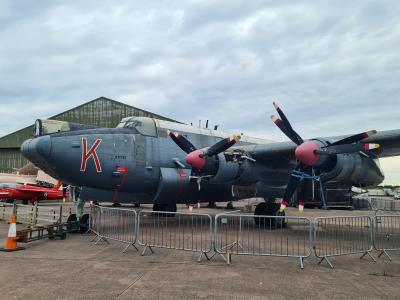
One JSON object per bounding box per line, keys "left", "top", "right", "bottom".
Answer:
{"left": 0, "top": 149, "right": 29, "bottom": 173}
{"left": 0, "top": 97, "right": 177, "bottom": 173}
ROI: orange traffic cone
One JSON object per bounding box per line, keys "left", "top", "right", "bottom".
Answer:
{"left": 0, "top": 214, "right": 24, "bottom": 252}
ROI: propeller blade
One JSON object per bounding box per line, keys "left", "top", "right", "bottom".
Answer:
{"left": 329, "top": 130, "right": 377, "bottom": 146}
{"left": 168, "top": 131, "right": 197, "bottom": 154}
{"left": 281, "top": 163, "right": 305, "bottom": 206}
{"left": 273, "top": 102, "right": 304, "bottom": 145}
{"left": 203, "top": 136, "right": 237, "bottom": 157}
{"left": 315, "top": 143, "right": 380, "bottom": 155}
{"left": 271, "top": 115, "right": 297, "bottom": 144}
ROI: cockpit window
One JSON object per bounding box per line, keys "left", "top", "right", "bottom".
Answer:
{"left": 125, "top": 120, "right": 142, "bottom": 129}
{"left": 116, "top": 117, "right": 157, "bottom": 137}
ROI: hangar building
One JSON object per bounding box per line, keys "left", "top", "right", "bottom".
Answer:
{"left": 0, "top": 97, "right": 177, "bottom": 173}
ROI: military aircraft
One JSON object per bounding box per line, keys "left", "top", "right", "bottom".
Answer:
{"left": 0, "top": 163, "right": 65, "bottom": 204}
{"left": 20, "top": 102, "right": 400, "bottom": 221}
{"left": 0, "top": 181, "right": 67, "bottom": 204}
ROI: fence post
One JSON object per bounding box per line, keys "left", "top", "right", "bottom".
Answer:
{"left": 13, "top": 202, "right": 17, "bottom": 215}
{"left": 58, "top": 205, "right": 63, "bottom": 224}
{"left": 32, "top": 201, "right": 38, "bottom": 227}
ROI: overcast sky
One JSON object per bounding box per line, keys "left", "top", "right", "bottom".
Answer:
{"left": 0, "top": 1, "right": 399, "bottom": 184}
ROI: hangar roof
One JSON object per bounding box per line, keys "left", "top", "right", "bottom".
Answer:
{"left": 0, "top": 96, "right": 178, "bottom": 148}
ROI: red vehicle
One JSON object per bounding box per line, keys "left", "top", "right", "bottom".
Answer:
{"left": 0, "top": 182, "right": 68, "bottom": 204}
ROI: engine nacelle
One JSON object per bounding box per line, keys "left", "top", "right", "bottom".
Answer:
{"left": 207, "top": 154, "right": 256, "bottom": 185}
{"left": 322, "top": 154, "right": 384, "bottom": 186}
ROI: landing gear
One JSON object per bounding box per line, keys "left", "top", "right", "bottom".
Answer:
{"left": 226, "top": 202, "right": 234, "bottom": 210}
{"left": 67, "top": 214, "right": 79, "bottom": 233}
{"left": 66, "top": 213, "right": 89, "bottom": 233}
{"left": 153, "top": 203, "right": 177, "bottom": 217}
{"left": 207, "top": 201, "right": 216, "bottom": 208}
{"left": 254, "top": 199, "right": 285, "bottom": 228}
{"left": 79, "top": 213, "right": 89, "bottom": 233}
{"left": 153, "top": 203, "right": 177, "bottom": 212}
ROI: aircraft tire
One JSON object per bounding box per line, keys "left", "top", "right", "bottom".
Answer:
{"left": 152, "top": 203, "right": 177, "bottom": 217}
{"left": 67, "top": 214, "right": 79, "bottom": 233}
{"left": 67, "top": 214, "right": 77, "bottom": 222}
{"left": 254, "top": 201, "right": 285, "bottom": 229}
{"left": 79, "top": 213, "right": 89, "bottom": 233}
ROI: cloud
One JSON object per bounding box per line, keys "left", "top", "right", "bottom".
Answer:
{"left": 0, "top": 0, "right": 399, "bottom": 183}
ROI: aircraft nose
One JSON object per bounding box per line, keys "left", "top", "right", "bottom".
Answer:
{"left": 21, "top": 135, "right": 51, "bottom": 163}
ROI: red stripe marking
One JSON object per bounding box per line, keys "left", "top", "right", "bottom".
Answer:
{"left": 177, "top": 169, "right": 187, "bottom": 195}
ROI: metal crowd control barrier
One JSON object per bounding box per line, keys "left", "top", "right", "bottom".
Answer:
{"left": 0, "top": 203, "right": 63, "bottom": 227}
{"left": 373, "top": 214, "right": 400, "bottom": 260}
{"left": 0, "top": 203, "right": 14, "bottom": 221}
{"left": 214, "top": 213, "right": 312, "bottom": 269}
{"left": 14, "top": 204, "right": 36, "bottom": 225}
{"left": 370, "top": 198, "right": 400, "bottom": 211}
{"left": 35, "top": 205, "right": 61, "bottom": 226}
{"left": 313, "top": 216, "right": 375, "bottom": 268}
{"left": 138, "top": 210, "right": 213, "bottom": 262}
{"left": 92, "top": 205, "right": 138, "bottom": 253}
{"left": 88, "top": 205, "right": 101, "bottom": 237}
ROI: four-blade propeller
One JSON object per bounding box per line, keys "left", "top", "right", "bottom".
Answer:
{"left": 168, "top": 131, "right": 238, "bottom": 170}
{"left": 270, "top": 101, "right": 380, "bottom": 213}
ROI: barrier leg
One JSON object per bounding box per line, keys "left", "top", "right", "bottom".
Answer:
{"left": 94, "top": 236, "right": 110, "bottom": 245}
{"left": 90, "top": 234, "right": 100, "bottom": 242}
{"left": 141, "top": 245, "right": 154, "bottom": 256}
{"left": 218, "top": 240, "right": 243, "bottom": 252}
{"left": 207, "top": 251, "right": 217, "bottom": 261}
{"left": 122, "top": 243, "right": 138, "bottom": 253}
{"left": 219, "top": 252, "right": 231, "bottom": 265}
{"left": 197, "top": 252, "right": 211, "bottom": 263}
{"left": 299, "top": 257, "right": 305, "bottom": 269}
{"left": 377, "top": 250, "right": 392, "bottom": 261}
{"left": 360, "top": 251, "right": 376, "bottom": 262}
{"left": 317, "top": 256, "right": 334, "bottom": 269}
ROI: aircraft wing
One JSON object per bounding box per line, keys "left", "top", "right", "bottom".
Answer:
{"left": 16, "top": 186, "right": 49, "bottom": 194}
{"left": 362, "top": 129, "right": 400, "bottom": 158}
{"left": 243, "top": 129, "right": 400, "bottom": 163}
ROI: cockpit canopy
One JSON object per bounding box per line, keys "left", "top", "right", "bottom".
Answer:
{"left": 116, "top": 117, "right": 157, "bottom": 137}
{"left": 33, "top": 119, "right": 98, "bottom": 137}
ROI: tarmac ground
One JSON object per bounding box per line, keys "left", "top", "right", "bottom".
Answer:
{"left": 0, "top": 200, "right": 399, "bottom": 299}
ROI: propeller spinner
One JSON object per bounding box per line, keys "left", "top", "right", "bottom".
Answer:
{"left": 168, "top": 131, "right": 238, "bottom": 170}
{"left": 271, "top": 101, "right": 380, "bottom": 213}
